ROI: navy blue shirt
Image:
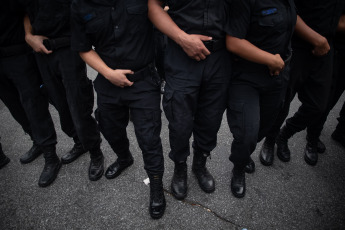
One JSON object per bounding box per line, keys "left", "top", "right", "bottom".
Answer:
{"left": 26, "top": 0, "right": 71, "bottom": 38}
{"left": 71, "top": 0, "right": 154, "bottom": 71}
{"left": 292, "top": 0, "right": 345, "bottom": 50}
{"left": 165, "top": 0, "right": 232, "bottom": 39}
{"left": 227, "top": 0, "right": 296, "bottom": 75}
{"left": 228, "top": 0, "right": 296, "bottom": 59}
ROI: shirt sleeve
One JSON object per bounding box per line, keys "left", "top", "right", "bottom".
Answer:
{"left": 226, "top": 0, "right": 252, "bottom": 39}
{"left": 70, "top": 1, "right": 93, "bottom": 52}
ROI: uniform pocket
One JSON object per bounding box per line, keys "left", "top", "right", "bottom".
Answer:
{"left": 127, "top": 5, "right": 148, "bottom": 14}
{"left": 258, "top": 13, "right": 283, "bottom": 27}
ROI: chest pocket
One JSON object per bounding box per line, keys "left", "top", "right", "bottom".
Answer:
{"left": 126, "top": 5, "right": 148, "bottom": 33}
{"left": 257, "top": 11, "right": 283, "bottom": 27}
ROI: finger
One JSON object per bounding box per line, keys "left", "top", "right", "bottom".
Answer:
{"left": 199, "top": 53, "right": 206, "bottom": 60}
{"left": 42, "top": 46, "right": 52, "bottom": 54}
{"left": 194, "top": 56, "right": 201, "bottom": 61}
{"left": 198, "top": 35, "right": 212, "bottom": 41}
{"left": 122, "top": 69, "right": 134, "bottom": 75}
{"left": 201, "top": 47, "right": 211, "bottom": 56}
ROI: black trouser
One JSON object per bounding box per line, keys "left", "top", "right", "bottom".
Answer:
{"left": 34, "top": 47, "right": 101, "bottom": 151}
{"left": 0, "top": 52, "right": 56, "bottom": 148}
{"left": 227, "top": 65, "right": 288, "bottom": 168}
{"left": 307, "top": 48, "right": 345, "bottom": 137}
{"left": 94, "top": 65, "right": 164, "bottom": 174}
{"left": 265, "top": 47, "right": 334, "bottom": 144}
{"left": 163, "top": 40, "right": 231, "bottom": 163}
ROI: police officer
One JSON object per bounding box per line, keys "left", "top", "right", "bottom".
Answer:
{"left": 226, "top": 0, "right": 296, "bottom": 198}
{"left": 260, "top": 1, "right": 345, "bottom": 167}
{"left": 149, "top": 0, "right": 232, "bottom": 200}
{"left": 0, "top": 0, "right": 59, "bottom": 187}
{"left": 23, "top": 0, "right": 104, "bottom": 181}
{"left": 71, "top": 0, "right": 165, "bottom": 219}
{"left": 308, "top": 12, "right": 345, "bottom": 150}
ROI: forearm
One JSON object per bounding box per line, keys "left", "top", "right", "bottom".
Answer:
{"left": 295, "top": 15, "right": 325, "bottom": 47}
{"left": 148, "top": 0, "right": 187, "bottom": 45}
{"left": 79, "top": 49, "right": 113, "bottom": 79}
{"left": 226, "top": 35, "right": 275, "bottom": 66}
{"left": 338, "top": 15, "right": 345, "bottom": 33}
{"left": 24, "top": 15, "right": 33, "bottom": 38}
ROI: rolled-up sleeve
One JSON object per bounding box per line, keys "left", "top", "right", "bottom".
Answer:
{"left": 226, "top": 0, "right": 251, "bottom": 39}
{"left": 70, "top": 1, "right": 92, "bottom": 52}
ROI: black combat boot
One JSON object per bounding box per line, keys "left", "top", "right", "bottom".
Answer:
{"left": 192, "top": 149, "right": 215, "bottom": 193}
{"left": 304, "top": 142, "right": 318, "bottom": 166}
{"left": 231, "top": 166, "right": 246, "bottom": 198}
{"left": 306, "top": 135, "right": 325, "bottom": 153}
{"left": 171, "top": 161, "right": 187, "bottom": 200}
{"left": 105, "top": 151, "right": 134, "bottom": 179}
{"left": 61, "top": 136, "right": 87, "bottom": 164}
{"left": 276, "top": 126, "right": 294, "bottom": 162}
{"left": 89, "top": 148, "right": 104, "bottom": 181}
{"left": 20, "top": 143, "right": 43, "bottom": 164}
{"left": 244, "top": 157, "right": 255, "bottom": 174}
{"left": 0, "top": 143, "right": 10, "bottom": 170}
{"left": 148, "top": 173, "right": 166, "bottom": 219}
{"left": 259, "top": 138, "right": 275, "bottom": 166}
{"left": 38, "top": 146, "right": 61, "bottom": 187}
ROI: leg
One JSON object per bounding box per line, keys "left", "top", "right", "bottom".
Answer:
{"left": 227, "top": 83, "right": 260, "bottom": 198}
{"left": 96, "top": 98, "right": 132, "bottom": 180}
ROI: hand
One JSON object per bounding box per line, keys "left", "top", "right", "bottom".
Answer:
{"left": 268, "top": 54, "right": 285, "bottom": 76}
{"left": 177, "top": 34, "right": 212, "bottom": 61}
{"left": 104, "top": 69, "right": 134, "bottom": 88}
{"left": 25, "top": 34, "right": 52, "bottom": 54}
{"left": 312, "top": 36, "right": 330, "bottom": 56}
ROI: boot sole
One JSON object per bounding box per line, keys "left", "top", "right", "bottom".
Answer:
{"left": 20, "top": 151, "right": 43, "bottom": 164}
{"left": 277, "top": 152, "right": 290, "bottom": 162}
{"left": 304, "top": 154, "right": 317, "bottom": 166}
{"left": 104, "top": 161, "right": 133, "bottom": 179}
{"left": 259, "top": 154, "right": 273, "bottom": 166}
{"left": 150, "top": 202, "right": 166, "bottom": 219}
{"left": 61, "top": 150, "right": 88, "bottom": 164}
{"left": 38, "top": 162, "right": 62, "bottom": 188}
{"left": 192, "top": 171, "right": 215, "bottom": 193}
{"left": 171, "top": 184, "right": 187, "bottom": 200}
{"left": 89, "top": 168, "right": 104, "bottom": 181}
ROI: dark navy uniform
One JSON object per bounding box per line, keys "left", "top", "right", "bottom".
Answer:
{"left": 71, "top": 0, "right": 165, "bottom": 218}
{"left": 71, "top": 0, "right": 163, "bottom": 174}
{"left": 0, "top": 0, "right": 60, "bottom": 186}
{"left": 262, "top": 0, "right": 345, "bottom": 166}
{"left": 313, "top": 10, "right": 345, "bottom": 149}
{"left": 25, "top": 0, "right": 102, "bottom": 162}
{"left": 227, "top": 0, "right": 296, "bottom": 169}
{"left": 163, "top": 0, "right": 232, "bottom": 162}
{"left": 0, "top": 0, "right": 57, "bottom": 154}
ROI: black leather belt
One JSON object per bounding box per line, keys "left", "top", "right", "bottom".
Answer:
{"left": 203, "top": 39, "right": 226, "bottom": 52}
{"left": 126, "top": 63, "right": 155, "bottom": 82}
{"left": 0, "top": 44, "right": 31, "bottom": 58}
{"left": 43, "top": 37, "right": 70, "bottom": 51}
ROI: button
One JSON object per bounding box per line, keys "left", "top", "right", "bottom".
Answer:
{"left": 115, "top": 25, "right": 119, "bottom": 29}
{"left": 112, "top": 7, "right": 114, "bottom": 10}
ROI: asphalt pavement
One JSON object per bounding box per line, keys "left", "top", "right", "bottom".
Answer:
{"left": 0, "top": 67, "right": 344, "bottom": 230}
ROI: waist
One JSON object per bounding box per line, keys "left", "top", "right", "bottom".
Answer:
{"left": 203, "top": 39, "right": 226, "bottom": 52}
{"left": 126, "top": 63, "right": 156, "bottom": 82}
{"left": 43, "top": 37, "right": 70, "bottom": 51}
